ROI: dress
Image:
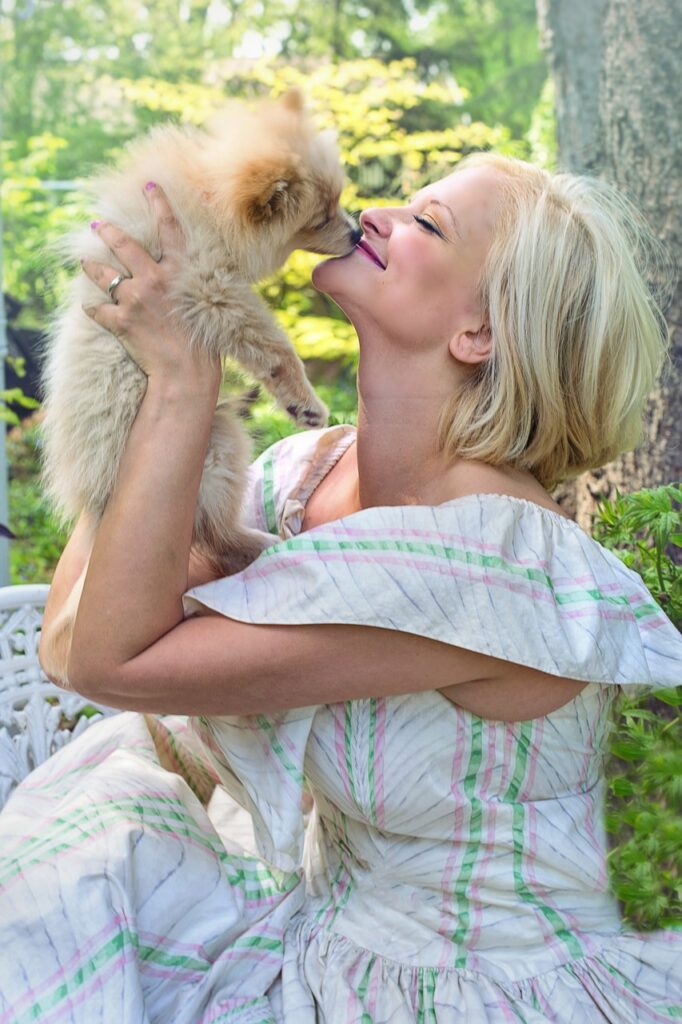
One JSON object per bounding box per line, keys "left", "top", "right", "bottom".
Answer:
{"left": 0, "top": 424, "right": 680, "bottom": 1023}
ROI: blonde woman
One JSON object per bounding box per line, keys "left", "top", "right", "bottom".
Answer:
{"left": 2, "top": 155, "right": 681, "bottom": 1021}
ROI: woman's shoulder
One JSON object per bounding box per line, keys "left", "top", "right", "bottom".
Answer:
{"left": 443, "top": 459, "right": 575, "bottom": 524}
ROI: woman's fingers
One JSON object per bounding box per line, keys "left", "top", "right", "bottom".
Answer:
{"left": 91, "top": 221, "right": 154, "bottom": 278}
{"left": 144, "top": 182, "right": 185, "bottom": 259}
{"left": 79, "top": 183, "right": 205, "bottom": 382}
{"left": 80, "top": 258, "right": 131, "bottom": 302}
{"left": 81, "top": 292, "right": 131, "bottom": 341}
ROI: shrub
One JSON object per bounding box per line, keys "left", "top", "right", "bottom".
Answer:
{"left": 593, "top": 485, "right": 682, "bottom": 928}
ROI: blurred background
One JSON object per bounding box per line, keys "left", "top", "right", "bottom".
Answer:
{"left": 0, "top": 0, "right": 680, "bottom": 928}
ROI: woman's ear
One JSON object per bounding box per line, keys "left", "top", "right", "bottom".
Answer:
{"left": 448, "top": 324, "right": 492, "bottom": 365}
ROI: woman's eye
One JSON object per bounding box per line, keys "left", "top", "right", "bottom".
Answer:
{"left": 414, "top": 215, "right": 441, "bottom": 236}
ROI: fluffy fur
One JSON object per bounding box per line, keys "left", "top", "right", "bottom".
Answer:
{"left": 40, "top": 88, "right": 358, "bottom": 683}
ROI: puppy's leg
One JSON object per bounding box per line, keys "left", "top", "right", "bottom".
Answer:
{"left": 193, "top": 400, "right": 278, "bottom": 574}
{"left": 232, "top": 294, "right": 329, "bottom": 428}
{"left": 177, "top": 277, "right": 328, "bottom": 428}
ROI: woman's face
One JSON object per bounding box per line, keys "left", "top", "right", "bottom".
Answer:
{"left": 312, "top": 164, "right": 501, "bottom": 356}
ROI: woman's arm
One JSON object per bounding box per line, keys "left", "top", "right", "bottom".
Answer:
{"left": 39, "top": 513, "right": 94, "bottom": 683}
{"left": 68, "top": 371, "right": 219, "bottom": 683}
{"left": 67, "top": 188, "right": 221, "bottom": 684}
{"left": 40, "top": 513, "right": 94, "bottom": 643}
{"left": 40, "top": 507, "right": 221, "bottom": 686}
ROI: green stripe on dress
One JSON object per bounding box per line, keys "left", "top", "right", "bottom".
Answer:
{"left": 255, "top": 714, "right": 305, "bottom": 785}
{"left": 506, "top": 723, "right": 584, "bottom": 960}
{"left": 261, "top": 449, "right": 277, "bottom": 533}
{"left": 345, "top": 702, "right": 360, "bottom": 810}
{"left": 1, "top": 796, "right": 297, "bottom": 897}
{"left": 261, "top": 536, "right": 660, "bottom": 614}
{"left": 231, "top": 934, "right": 284, "bottom": 952}
{"left": 450, "top": 717, "right": 484, "bottom": 966}
{"left": 356, "top": 952, "right": 377, "bottom": 1022}
{"left": 14, "top": 929, "right": 130, "bottom": 1024}
{"left": 356, "top": 952, "right": 376, "bottom": 1002}
{"left": 416, "top": 968, "right": 438, "bottom": 1023}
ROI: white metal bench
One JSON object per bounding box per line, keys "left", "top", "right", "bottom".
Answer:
{"left": 0, "top": 584, "right": 118, "bottom": 809}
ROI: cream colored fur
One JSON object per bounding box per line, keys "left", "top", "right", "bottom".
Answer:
{"left": 40, "top": 88, "right": 358, "bottom": 685}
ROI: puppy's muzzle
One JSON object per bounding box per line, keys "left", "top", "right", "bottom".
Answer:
{"left": 307, "top": 211, "right": 362, "bottom": 256}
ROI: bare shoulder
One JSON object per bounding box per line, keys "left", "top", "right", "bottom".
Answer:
{"left": 448, "top": 461, "right": 573, "bottom": 522}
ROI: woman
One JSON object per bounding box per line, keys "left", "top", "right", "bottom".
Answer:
{"left": 2, "top": 154, "right": 680, "bottom": 1021}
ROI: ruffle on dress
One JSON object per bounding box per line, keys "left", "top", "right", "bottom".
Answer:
{"left": 185, "top": 490, "right": 682, "bottom": 693}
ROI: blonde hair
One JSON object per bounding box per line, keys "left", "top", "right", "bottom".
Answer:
{"left": 437, "top": 153, "right": 673, "bottom": 491}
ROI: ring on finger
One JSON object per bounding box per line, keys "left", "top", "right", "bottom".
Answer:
{"left": 107, "top": 272, "right": 132, "bottom": 304}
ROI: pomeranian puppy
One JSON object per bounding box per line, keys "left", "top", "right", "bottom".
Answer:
{"left": 39, "top": 87, "right": 359, "bottom": 685}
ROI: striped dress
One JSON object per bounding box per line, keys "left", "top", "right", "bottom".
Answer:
{"left": 1, "top": 424, "right": 680, "bottom": 1023}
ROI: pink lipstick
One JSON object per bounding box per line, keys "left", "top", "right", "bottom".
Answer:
{"left": 356, "top": 238, "right": 385, "bottom": 269}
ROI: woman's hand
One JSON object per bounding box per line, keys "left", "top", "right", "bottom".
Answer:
{"left": 81, "top": 183, "right": 221, "bottom": 394}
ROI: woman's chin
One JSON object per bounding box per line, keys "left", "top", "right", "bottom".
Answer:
{"left": 311, "top": 254, "right": 354, "bottom": 296}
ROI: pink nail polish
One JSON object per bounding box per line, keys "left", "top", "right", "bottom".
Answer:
{"left": 90, "top": 220, "right": 101, "bottom": 229}
{"left": 144, "top": 181, "right": 156, "bottom": 191}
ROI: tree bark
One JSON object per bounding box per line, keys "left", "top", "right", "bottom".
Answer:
{"left": 537, "top": 0, "right": 682, "bottom": 530}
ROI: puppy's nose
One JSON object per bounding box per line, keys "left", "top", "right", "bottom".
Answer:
{"left": 350, "top": 226, "right": 362, "bottom": 246}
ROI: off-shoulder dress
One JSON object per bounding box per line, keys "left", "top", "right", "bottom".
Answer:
{"left": 0, "top": 425, "right": 680, "bottom": 1023}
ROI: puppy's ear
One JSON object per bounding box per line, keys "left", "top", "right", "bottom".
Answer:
{"left": 278, "top": 87, "right": 305, "bottom": 115}
{"left": 235, "top": 156, "right": 301, "bottom": 224}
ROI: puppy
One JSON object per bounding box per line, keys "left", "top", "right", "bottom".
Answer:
{"left": 39, "top": 88, "right": 359, "bottom": 686}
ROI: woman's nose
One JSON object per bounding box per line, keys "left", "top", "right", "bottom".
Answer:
{"left": 359, "top": 207, "right": 391, "bottom": 238}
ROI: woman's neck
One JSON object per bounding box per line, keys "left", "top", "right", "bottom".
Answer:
{"left": 353, "top": 394, "right": 459, "bottom": 509}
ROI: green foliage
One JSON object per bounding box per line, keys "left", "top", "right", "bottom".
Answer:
{"left": 7, "top": 416, "right": 69, "bottom": 583}
{"left": 526, "top": 77, "right": 558, "bottom": 171}
{"left": 2, "top": 134, "right": 91, "bottom": 329}
{"left": 1, "top": 0, "right": 547, "bottom": 156}
{"left": 1, "top": 358, "right": 40, "bottom": 426}
{"left": 593, "top": 485, "right": 682, "bottom": 928}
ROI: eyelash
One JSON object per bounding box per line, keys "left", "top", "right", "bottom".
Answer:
{"left": 414, "top": 215, "right": 441, "bottom": 237}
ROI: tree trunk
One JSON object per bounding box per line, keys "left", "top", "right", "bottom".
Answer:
{"left": 537, "top": 0, "right": 682, "bottom": 531}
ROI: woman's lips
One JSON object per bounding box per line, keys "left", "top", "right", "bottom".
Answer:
{"left": 355, "top": 239, "right": 385, "bottom": 269}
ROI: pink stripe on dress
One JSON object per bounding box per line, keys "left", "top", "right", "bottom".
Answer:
{"left": 374, "top": 697, "right": 387, "bottom": 830}
{"left": 239, "top": 550, "right": 646, "bottom": 627}
{"left": 333, "top": 703, "right": 355, "bottom": 808}
{"left": 436, "top": 711, "right": 470, "bottom": 967}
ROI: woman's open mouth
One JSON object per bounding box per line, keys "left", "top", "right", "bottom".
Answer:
{"left": 355, "top": 239, "right": 386, "bottom": 269}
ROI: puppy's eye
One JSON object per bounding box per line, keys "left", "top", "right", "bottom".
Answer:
{"left": 313, "top": 216, "right": 330, "bottom": 230}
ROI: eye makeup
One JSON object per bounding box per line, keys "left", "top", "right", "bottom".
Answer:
{"left": 413, "top": 215, "right": 445, "bottom": 238}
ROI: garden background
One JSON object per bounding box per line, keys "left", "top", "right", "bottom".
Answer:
{"left": 1, "top": 0, "right": 679, "bottom": 930}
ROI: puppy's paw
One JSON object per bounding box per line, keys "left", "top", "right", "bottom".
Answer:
{"left": 286, "top": 394, "right": 328, "bottom": 429}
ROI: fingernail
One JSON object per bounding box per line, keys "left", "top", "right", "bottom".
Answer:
{"left": 144, "top": 181, "right": 156, "bottom": 191}
{"left": 82, "top": 305, "right": 96, "bottom": 317}
{"left": 90, "top": 220, "right": 101, "bottom": 230}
